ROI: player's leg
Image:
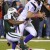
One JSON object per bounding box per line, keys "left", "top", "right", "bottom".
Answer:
{"left": 22, "top": 23, "right": 37, "bottom": 50}
{"left": 19, "top": 23, "right": 30, "bottom": 50}
{"left": 20, "top": 37, "right": 25, "bottom": 50}
{"left": 19, "top": 24, "right": 25, "bottom": 36}
{"left": 19, "top": 23, "right": 33, "bottom": 50}
{"left": 12, "top": 41, "right": 18, "bottom": 50}
{"left": 17, "top": 24, "right": 25, "bottom": 50}
{"left": 6, "top": 32, "right": 21, "bottom": 50}
{"left": 20, "top": 37, "right": 29, "bottom": 50}
{"left": 24, "top": 24, "right": 37, "bottom": 43}
{"left": 16, "top": 24, "right": 24, "bottom": 48}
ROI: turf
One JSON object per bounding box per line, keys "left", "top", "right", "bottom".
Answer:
{"left": 0, "top": 39, "right": 50, "bottom": 50}
{"left": 28, "top": 41, "right": 50, "bottom": 50}
{"left": 0, "top": 41, "right": 11, "bottom": 50}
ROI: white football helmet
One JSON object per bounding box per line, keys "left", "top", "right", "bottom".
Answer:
{"left": 7, "top": 7, "right": 17, "bottom": 14}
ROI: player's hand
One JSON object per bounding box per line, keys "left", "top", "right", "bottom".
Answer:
{"left": 38, "top": 12, "right": 46, "bottom": 19}
{"left": 41, "top": 12, "right": 46, "bottom": 19}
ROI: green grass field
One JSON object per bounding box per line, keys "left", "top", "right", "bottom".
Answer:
{"left": 0, "top": 39, "right": 50, "bottom": 50}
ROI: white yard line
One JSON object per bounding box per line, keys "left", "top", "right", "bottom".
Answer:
{"left": 7, "top": 48, "right": 46, "bottom": 50}
{"left": 0, "top": 39, "right": 50, "bottom": 42}
{"left": 30, "top": 40, "right": 50, "bottom": 42}
{"left": 7, "top": 49, "right": 19, "bottom": 50}
{"left": 0, "top": 39, "right": 7, "bottom": 41}
{"left": 33, "top": 48, "right": 46, "bottom": 50}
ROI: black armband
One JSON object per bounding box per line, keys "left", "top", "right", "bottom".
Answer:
{"left": 25, "top": 18, "right": 29, "bottom": 21}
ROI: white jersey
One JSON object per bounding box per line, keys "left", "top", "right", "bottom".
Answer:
{"left": 6, "top": 32, "right": 22, "bottom": 42}
{"left": 17, "top": 0, "right": 43, "bottom": 21}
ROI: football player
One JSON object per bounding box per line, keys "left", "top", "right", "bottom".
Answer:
{"left": 17, "top": 0, "right": 46, "bottom": 49}
{"left": 5, "top": 7, "right": 24, "bottom": 50}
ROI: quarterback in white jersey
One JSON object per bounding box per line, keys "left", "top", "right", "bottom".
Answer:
{"left": 17, "top": 0, "right": 45, "bottom": 45}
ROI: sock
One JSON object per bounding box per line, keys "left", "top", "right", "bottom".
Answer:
{"left": 12, "top": 42, "right": 17, "bottom": 49}
{"left": 24, "top": 34, "right": 34, "bottom": 43}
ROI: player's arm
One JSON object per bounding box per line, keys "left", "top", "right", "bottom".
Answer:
{"left": 8, "top": 19, "right": 24, "bottom": 25}
{"left": 26, "top": 4, "right": 46, "bottom": 18}
{"left": 27, "top": 11, "right": 45, "bottom": 18}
